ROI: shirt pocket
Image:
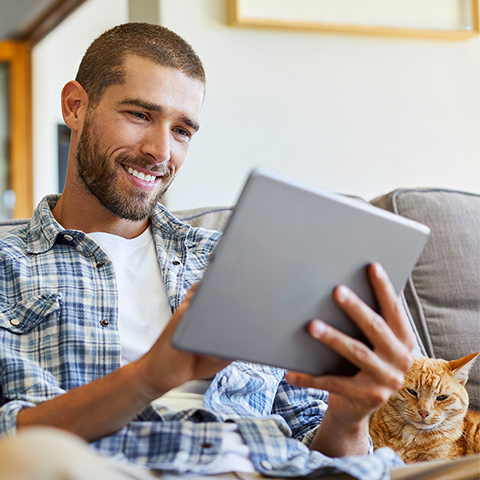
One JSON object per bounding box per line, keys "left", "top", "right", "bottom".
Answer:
{"left": 0, "top": 293, "right": 62, "bottom": 334}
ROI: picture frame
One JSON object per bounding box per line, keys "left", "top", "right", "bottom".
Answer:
{"left": 228, "top": 0, "right": 479, "bottom": 40}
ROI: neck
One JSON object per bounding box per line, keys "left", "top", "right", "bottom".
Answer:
{"left": 52, "top": 186, "right": 150, "bottom": 239}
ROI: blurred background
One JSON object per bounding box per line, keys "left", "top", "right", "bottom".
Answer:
{"left": 1, "top": 0, "right": 479, "bottom": 216}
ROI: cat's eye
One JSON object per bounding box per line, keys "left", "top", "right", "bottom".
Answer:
{"left": 436, "top": 395, "right": 448, "bottom": 401}
{"left": 407, "top": 388, "right": 417, "bottom": 396}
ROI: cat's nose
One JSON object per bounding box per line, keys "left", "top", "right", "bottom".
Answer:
{"left": 418, "top": 410, "right": 430, "bottom": 420}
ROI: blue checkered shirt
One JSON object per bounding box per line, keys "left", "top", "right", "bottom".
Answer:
{"left": 0, "top": 195, "right": 402, "bottom": 479}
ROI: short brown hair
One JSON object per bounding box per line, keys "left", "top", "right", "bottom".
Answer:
{"left": 75, "top": 22, "right": 205, "bottom": 108}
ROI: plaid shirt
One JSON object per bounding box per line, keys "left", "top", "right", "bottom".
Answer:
{"left": 0, "top": 195, "right": 402, "bottom": 479}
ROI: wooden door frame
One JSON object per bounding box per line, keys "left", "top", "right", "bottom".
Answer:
{"left": 0, "top": 41, "right": 32, "bottom": 218}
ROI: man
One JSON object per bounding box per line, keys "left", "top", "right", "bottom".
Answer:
{"left": 0, "top": 23, "right": 414, "bottom": 479}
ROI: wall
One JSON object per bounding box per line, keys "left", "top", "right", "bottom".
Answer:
{"left": 32, "top": 0, "right": 480, "bottom": 210}
{"left": 160, "top": 0, "right": 480, "bottom": 210}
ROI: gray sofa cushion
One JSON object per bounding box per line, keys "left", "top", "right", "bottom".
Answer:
{"left": 173, "top": 206, "right": 233, "bottom": 231}
{"left": 372, "top": 189, "right": 480, "bottom": 411}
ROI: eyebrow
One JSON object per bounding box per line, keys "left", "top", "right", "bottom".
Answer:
{"left": 118, "top": 99, "right": 200, "bottom": 132}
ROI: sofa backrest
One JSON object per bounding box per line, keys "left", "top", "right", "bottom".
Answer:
{"left": 173, "top": 206, "right": 233, "bottom": 231}
{"left": 372, "top": 188, "right": 480, "bottom": 411}
{"left": 2, "top": 188, "right": 478, "bottom": 411}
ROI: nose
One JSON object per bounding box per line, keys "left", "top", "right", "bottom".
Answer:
{"left": 418, "top": 410, "right": 430, "bottom": 420}
{"left": 141, "top": 125, "right": 170, "bottom": 164}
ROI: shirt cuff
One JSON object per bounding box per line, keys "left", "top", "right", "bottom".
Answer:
{"left": 0, "top": 400, "right": 36, "bottom": 438}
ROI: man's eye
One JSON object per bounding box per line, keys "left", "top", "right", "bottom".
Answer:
{"left": 174, "top": 128, "right": 191, "bottom": 138}
{"left": 131, "top": 112, "right": 148, "bottom": 121}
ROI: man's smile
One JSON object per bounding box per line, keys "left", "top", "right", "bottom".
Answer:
{"left": 123, "top": 165, "right": 159, "bottom": 183}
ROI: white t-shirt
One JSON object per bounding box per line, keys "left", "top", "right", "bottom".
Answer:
{"left": 88, "top": 228, "right": 171, "bottom": 366}
{"left": 87, "top": 227, "right": 255, "bottom": 474}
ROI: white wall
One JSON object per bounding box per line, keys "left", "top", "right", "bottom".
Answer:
{"left": 32, "top": 0, "right": 480, "bottom": 210}
{"left": 32, "top": 0, "right": 128, "bottom": 204}
{"left": 161, "top": 0, "right": 480, "bottom": 210}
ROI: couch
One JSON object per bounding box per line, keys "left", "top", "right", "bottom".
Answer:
{"left": 1, "top": 187, "right": 479, "bottom": 411}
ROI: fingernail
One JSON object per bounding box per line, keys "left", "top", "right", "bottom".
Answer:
{"left": 311, "top": 320, "right": 326, "bottom": 339}
{"left": 373, "top": 262, "right": 386, "bottom": 278}
{"left": 336, "top": 285, "right": 349, "bottom": 302}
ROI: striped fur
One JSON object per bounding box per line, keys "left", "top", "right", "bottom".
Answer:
{"left": 370, "top": 353, "right": 480, "bottom": 463}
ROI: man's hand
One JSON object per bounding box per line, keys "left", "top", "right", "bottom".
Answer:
{"left": 134, "top": 285, "right": 232, "bottom": 399}
{"left": 285, "top": 263, "right": 416, "bottom": 457}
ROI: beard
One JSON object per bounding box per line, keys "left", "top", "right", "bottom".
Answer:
{"left": 76, "top": 115, "right": 174, "bottom": 222}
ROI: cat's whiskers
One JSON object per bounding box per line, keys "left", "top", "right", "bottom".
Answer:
{"left": 446, "top": 422, "right": 474, "bottom": 451}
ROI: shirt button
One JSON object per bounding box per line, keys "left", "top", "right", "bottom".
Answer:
{"left": 200, "top": 442, "right": 213, "bottom": 449}
{"left": 96, "top": 262, "right": 106, "bottom": 268}
{"left": 193, "top": 411, "right": 204, "bottom": 421}
{"left": 10, "top": 319, "right": 20, "bottom": 326}
{"left": 100, "top": 319, "right": 109, "bottom": 327}
{"left": 219, "top": 376, "right": 227, "bottom": 387}
{"left": 260, "top": 460, "right": 273, "bottom": 470}
{"left": 63, "top": 234, "right": 74, "bottom": 242}
{"left": 172, "top": 260, "right": 181, "bottom": 266}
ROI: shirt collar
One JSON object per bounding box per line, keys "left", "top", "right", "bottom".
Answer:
{"left": 25, "top": 195, "right": 67, "bottom": 254}
{"left": 24, "top": 195, "right": 193, "bottom": 254}
{"left": 151, "top": 202, "right": 191, "bottom": 239}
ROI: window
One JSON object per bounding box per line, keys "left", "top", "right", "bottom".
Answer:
{"left": 0, "top": 41, "right": 32, "bottom": 219}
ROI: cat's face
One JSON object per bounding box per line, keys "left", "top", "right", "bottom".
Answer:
{"left": 387, "top": 355, "right": 477, "bottom": 433}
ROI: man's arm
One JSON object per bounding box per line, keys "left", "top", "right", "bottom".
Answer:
{"left": 17, "top": 287, "right": 231, "bottom": 441}
{"left": 286, "top": 262, "right": 415, "bottom": 457}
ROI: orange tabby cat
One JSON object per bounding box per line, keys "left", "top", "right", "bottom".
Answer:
{"left": 370, "top": 352, "right": 480, "bottom": 463}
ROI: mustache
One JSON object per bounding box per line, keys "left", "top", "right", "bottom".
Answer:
{"left": 116, "top": 154, "right": 172, "bottom": 177}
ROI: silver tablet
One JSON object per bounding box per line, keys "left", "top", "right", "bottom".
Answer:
{"left": 172, "top": 168, "right": 430, "bottom": 376}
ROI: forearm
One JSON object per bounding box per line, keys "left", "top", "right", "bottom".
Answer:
{"left": 16, "top": 361, "right": 160, "bottom": 442}
{"left": 15, "top": 287, "right": 228, "bottom": 442}
{"left": 309, "top": 409, "right": 370, "bottom": 457}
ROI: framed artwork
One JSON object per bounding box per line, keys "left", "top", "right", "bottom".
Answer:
{"left": 228, "top": 0, "right": 479, "bottom": 40}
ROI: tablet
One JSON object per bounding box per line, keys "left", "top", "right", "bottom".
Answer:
{"left": 172, "top": 168, "right": 430, "bottom": 376}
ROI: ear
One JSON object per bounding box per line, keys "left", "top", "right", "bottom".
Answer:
{"left": 61, "top": 81, "right": 89, "bottom": 131}
{"left": 449, "top": 352, "right": 479, "bottom": 386}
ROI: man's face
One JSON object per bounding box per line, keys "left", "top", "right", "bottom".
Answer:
{"left": 76, "top": 56, "right": 204, "bottom": 221}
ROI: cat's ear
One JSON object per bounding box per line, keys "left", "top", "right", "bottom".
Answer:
{"left": 449, "top": 352, "right": 480, "bottom": 386}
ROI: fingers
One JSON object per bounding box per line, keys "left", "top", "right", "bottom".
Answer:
{"left": 293, "top": 263, "right": 416, "bottom": 395}
{"left": 332, "top": 283, "right": 413, "bottom": 373}
{"left": 286, "top": 371, "right": 393, "bottom": 409}
{"left": 330, "top": 263, "right": 416, "bottom": 365}
{"left": 367, "top": 263, "right": 416, "bottom": 351}
{"left": 306, "top": 319, "right": 406, "bottom": 391}
{"left": 287, "top": 264, "right": 417, "bottom": 427}
{"left": 178, "top": 283, "right": 199, "bottom": 311}
{"left": 163, "top": 284, "right": 198, "bottom": 332}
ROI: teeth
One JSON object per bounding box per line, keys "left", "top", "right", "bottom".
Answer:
{"left": 126, "top": 166, "right": 156, "bottom": 183}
